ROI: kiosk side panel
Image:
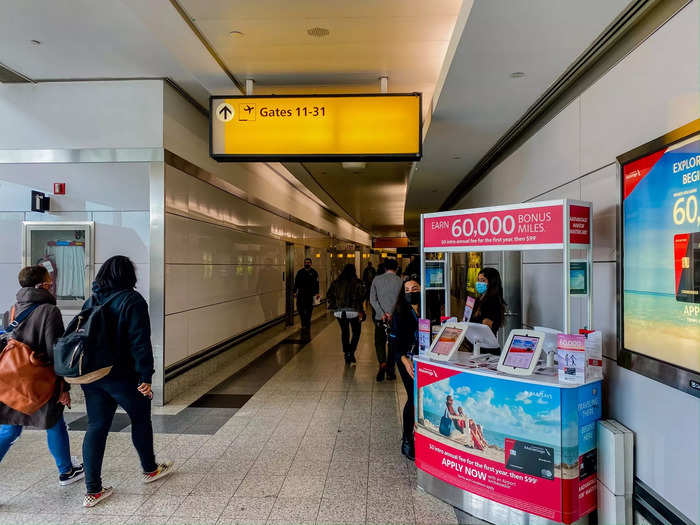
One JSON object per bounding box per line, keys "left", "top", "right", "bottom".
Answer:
{"left": 414, "top": 361, "right": 566, "bottom": 522}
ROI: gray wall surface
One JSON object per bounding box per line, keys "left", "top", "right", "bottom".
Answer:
{"left": 455, "top": 2, "right": 700, "bottom": 520}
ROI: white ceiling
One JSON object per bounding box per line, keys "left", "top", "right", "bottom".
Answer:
{"left": 0, "top": 0, "right": 237, "bottom": 105}
{"left": 0, "top": 0, "right": 634, "bottom": 239}
{"left": 181, "top": 0, "right": 463, "bottom": 115}
{"left": 404, "top": 0, "right": 632, "bottom": 234}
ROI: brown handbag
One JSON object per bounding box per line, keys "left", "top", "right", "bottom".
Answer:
{"left": 0, "top": 305, "right": 57, "bottom": 415}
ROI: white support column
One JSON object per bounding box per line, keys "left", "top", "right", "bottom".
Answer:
{"left": 245, "top": 79, "right": 254, "bottom": 95}
{"left": 379, "top": 76, "right": 388, "bottom": 94}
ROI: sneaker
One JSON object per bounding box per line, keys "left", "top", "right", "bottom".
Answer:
{"left": 59, "top": 463, "right": 85, "bottom": 486}
{"left": 83, "top": 486, "right": 113, "bottom": 508}
{"left": 143, "top": 461, "right": 174, "bottom": 484}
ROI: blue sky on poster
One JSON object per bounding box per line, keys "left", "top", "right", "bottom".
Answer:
{"left": 421, "top": 374, "right": 563, "bottom": 445}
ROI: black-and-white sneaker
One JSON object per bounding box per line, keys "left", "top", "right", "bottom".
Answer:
{"left": 83, "top": 486, "right": 113, "bottom": 508}
{"left": 59, "top": 457, "right": 85, "bottom": 486}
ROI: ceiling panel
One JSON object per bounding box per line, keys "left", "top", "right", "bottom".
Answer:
{"left": 405, "top": 0, "right": 633, "bottom": 235}
{"left": 302, "top": 162, "right": 411, "bottom": 234}
{"left": 0, "top": 0, "right": 236, "bottom": 103}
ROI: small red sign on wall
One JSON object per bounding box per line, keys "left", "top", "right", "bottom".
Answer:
{"left": 53, "top": 183, "right": 66, "bottom": 195}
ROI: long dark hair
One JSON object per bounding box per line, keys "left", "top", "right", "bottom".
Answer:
{"left": 394, "top": 274, "right": 421, "bottom": 317}
{"left": 479, "top": 267, "right": 506, "bottom": 316}
{"left": 339, "top": 263, "right": 357, "bottom": 282}
{"left": 95, "top": 255, "right": 137, "bottom": 291}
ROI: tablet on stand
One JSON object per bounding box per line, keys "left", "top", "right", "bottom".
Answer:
{"left": 497, "top": 329, "right": 545, "bottom": 376}
{"left": 427, "top": 322, "right": 469, "bottom": 362}
{"left": 464, "top": 322, "right": 499, "bottom": 355}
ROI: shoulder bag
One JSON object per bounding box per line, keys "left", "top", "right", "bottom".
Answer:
{"left": 0, "top": 304, "right": 57, "bottom": 415}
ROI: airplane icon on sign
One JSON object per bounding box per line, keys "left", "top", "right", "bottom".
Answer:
{"left": 238, "top": 103, "right": 256, "bottom": 121}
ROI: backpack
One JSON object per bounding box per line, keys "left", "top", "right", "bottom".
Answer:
{"left": 0, "top": 304, "right": 57, "bottom": 415}
{"left": 53, "top": 290, "right": 126, "bottom": 384}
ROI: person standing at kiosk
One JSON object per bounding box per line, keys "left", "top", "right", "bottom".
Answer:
{"left": 390, "top": 274, "right": 421, "bottom": 461}
{"left": 470, "top": 268, "right": 506, "bottom": 339}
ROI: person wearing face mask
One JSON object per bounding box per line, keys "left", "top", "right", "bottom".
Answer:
{"left": 470, "top": 267, "right": 506, "bottom": 341}
{"left": 389, "top": 274, "right": 421, "bottom": 460}
{"left": 0, "top": 266, "right": 84, "bottom": 486}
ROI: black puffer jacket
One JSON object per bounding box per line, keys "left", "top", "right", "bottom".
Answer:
{"left": 0, "top": 288, "right": 65, "bottom": 429}
{"left": 82, "top": 283, "right": 154, "bottom": 385}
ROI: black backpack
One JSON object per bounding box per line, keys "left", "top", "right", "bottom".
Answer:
{"left": 54, "top": 291, "right": 126, "bottom": 384}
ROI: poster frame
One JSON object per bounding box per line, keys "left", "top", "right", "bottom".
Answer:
{"left": 617, "top": 118, "right": 700, "bottom": 398}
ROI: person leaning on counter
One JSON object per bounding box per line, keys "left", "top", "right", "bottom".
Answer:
{"left": 470, "top": 267, "right": 506, "bottom": 337}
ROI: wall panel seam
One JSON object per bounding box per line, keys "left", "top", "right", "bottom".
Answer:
{"left": 165, "top": 290, "right": 286, "bottom": 316}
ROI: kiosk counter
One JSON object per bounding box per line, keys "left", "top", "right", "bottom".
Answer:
{"left": 414, "top": 356, "right": 601, "bottom": 525}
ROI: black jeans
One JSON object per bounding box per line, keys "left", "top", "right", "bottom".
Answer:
{"left": 337, "top": 316, "right": 362, "bottom": 356}
{"left": 82, "top": 377, "right": 157, "bottom": 493}
{"left": 297, "top": 297, "right": 313, "bottom": 331}
{"left": 396, "top": 352, "right": 415, "bottom": 444}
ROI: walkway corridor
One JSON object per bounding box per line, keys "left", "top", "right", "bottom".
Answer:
{"left": 0, "top": 316, "right": 460, "bottom": 525}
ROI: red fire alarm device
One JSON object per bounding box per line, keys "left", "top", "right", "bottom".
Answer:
{"left": 53, "top": 183, "right": 66, "bottom": 195}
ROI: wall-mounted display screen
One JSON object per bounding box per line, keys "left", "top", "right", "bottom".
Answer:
{"left": 622, "top": 131, "right": 700, "bottom": 374}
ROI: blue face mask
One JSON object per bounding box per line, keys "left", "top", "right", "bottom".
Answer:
{"left": 475, "top": 281, "right": 488, "bottom": 295}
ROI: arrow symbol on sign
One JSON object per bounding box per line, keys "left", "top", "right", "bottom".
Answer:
{"left": 219, "top": 106, "right": 232, "bottom": 119}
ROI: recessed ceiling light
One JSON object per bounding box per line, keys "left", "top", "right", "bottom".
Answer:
{"left": 510, "top": 71, "right": 526, "bottom": 78}
{"left": 307, "top": 27, "right": 330, "bottom": 38}
{"left": 452, "top": 155, "right": 461, "bottom": 160}
{"left": 30, "top": 39, "right": 41, "bottom": 46}
{"left": 229, "top": 30, "right": 244, "bottom": 37}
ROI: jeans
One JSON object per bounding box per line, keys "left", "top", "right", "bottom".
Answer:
{"left": 0, "top": 416, "right": 72, "bottom": 474}
{"left": 337, "top": 316, "right": 362, "bottom": 356}
{"left": 82, "top": 377, "right": 157, "bottom": 493}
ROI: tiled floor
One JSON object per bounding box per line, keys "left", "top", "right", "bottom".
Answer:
{"left": 0, "top": 315, "right": 461, "bottom": 525}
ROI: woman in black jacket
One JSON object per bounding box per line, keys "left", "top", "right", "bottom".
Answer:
{"left": 389, "top": 273, "right": 421, "bottom": 460}
{"left": 327, "top": 264, "right": 366, "bottom": 364}
{"left": 0, "top": 266, "right": 83, "bottom": 485}
{"left": 80, "top": 256, "right": 172, "bottom": 508}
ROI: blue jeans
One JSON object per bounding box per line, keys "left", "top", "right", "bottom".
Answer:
{"left": 0, "top": 416, "right": 72, "bottom": 474}
{"left": 82, "top": 377, "right": 157, "bottom": 494}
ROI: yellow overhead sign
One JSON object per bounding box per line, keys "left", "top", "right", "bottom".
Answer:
{"left": 210, "top": 94, "right": 422, "bottom": 161}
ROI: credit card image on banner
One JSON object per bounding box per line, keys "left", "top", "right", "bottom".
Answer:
{"left": 505, "top": 438, "right": 555, "bottom": 480}
{"left": 674, "top": 232, "right": 700, "bottom": 303}
{"left": 579, "top": 449, "right": 597, "bottom": 481}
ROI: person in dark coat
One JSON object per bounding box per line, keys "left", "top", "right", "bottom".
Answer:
{"left": 327, "top": 264, "right": 366, "bottom": 364}
{"left": 0, "top": 265, "right": 84, "bottom": 485}
{"left": 389, "top": 273, "right": 421, "bottom": 461}
{"left": 80, "top": 256, "right": 173, "bottom": 508}
{"left": 294, "top": 258, "right": 320, "bottom": 340}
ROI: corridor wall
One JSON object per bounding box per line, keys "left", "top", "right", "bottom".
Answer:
{"left": 454, "top": 1, "right": 700, "bottom": 520}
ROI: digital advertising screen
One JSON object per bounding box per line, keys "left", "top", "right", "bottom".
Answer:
{"left": 432, "top": 327, "right": 464, "bottom": 355}
{"left": 503, "top": 336, "right": 539, "bottom": 369}
{"left": 622, "top": 129, "right": 700, "bottom": 375}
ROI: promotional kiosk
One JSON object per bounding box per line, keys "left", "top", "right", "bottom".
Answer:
{"left": 416, "top": 200, "right": 601, "bottom": 525}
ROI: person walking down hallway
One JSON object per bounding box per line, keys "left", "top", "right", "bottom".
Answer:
{"left": 294, "top": 258, "right": 320, "bottom": 341}
{"left": 369, "top": 258, "right": 402, "bottom": 382}
{"left": 79, "top": 256, "right": 173, "bottom": 508}
{"left": 327, "top": 264, "right": 366, "bottom": 365}
{"left": 0, "top": 266, "right": 84, "bottom": 486}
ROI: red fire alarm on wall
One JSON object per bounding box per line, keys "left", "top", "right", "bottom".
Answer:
{"left": 53, "top": 183, "right": 66, "bottom": 195}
